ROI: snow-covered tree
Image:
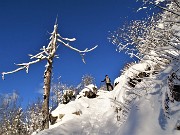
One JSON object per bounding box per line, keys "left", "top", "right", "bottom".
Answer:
{"left": 0, "top": 92, "right": 27, "bottom": 135}
{"left": 81, "top": 74, "right": 95, "bottom": 86}
{"left": 50, "top": 80, "right": 76, "bottom": 108}
{"left": 109, "top": 0, "right": 180, "bottom": 127}
{"left": 50, "top": 81, "right": 68, "bottom": 108}
{"left": 2, "top": 20, "right": 98, "bottom": 129}
{"left": 77, "top": 74, "right": 95, "bottom": 92}
{"left": 25, "top": 97, "right": 43, "bottom": 134}
{"left": 109, "top": 0, "right": 179, "bottom": 73}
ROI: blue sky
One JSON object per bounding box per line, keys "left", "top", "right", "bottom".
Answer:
{"left": 0, "top": 0, "right": 149, "bottom": 107}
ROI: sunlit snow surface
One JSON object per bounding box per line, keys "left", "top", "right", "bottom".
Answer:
{"left": 36, "top": 62, "right": 180, "bottom": 135}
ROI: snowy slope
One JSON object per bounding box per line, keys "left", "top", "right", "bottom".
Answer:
{"left": 113, "top": 60, "right": 180, "bottom": 135}
{"left": 36, "top": 85, "right": 119, "bottom": 135}
{"left": 116, "top": 83, "right": 180, "bottom": 135}
{"left": 36, "top": 60, "right": 180, "bottom": 135}
{"left": 117, "top": 91, "right": 180, "bottom": 135}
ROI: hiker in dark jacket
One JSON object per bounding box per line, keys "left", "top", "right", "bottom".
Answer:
{"left": 101, "top": 75, "right": 113, "bottom": 91}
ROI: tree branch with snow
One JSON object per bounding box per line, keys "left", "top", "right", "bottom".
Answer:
{"left": 2, "top": 23, "right": 98, "bottom": 80}
{"left": 2, "top": 21, "right": 98, "bottom": 129}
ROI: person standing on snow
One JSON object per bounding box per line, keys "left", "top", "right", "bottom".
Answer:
{"left": 101, "top": 75, "right": 113, "bottom": 91}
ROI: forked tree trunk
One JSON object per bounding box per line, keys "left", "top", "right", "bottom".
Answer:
{"left": 42, "top": 59, "right": 53, "bottom": 129}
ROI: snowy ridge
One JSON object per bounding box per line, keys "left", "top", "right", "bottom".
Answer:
{"left": 36, "top": 57, "right": 179, "bottom": 135}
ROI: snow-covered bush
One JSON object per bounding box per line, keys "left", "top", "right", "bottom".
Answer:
{"left": 77, "top": 84, "right": 98, "bottom": 99}
{"left": 0, "top": 92, "right": 28, "bottom": 135}
{"left": 50, "top": 81, "right": 77, "bottom": 107}
{"left": 62, "top": 90, "right": 76, "bottom": 104}
{"left": 25, "top": 97, "right": 43, "bottom": 134}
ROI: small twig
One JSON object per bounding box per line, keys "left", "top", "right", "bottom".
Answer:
{"left": 151, "top": 2, "right": 180, "bottom": 16}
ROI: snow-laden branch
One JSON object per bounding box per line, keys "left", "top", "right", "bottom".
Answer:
{"left": 57, "top": 37, "right": 98, "bottom": 63}
{"left": 57, "top": 34, "right": 76, "bottom": 42}
{"left": 151, "top": 2, "right": 180, "bottom": 16}
{"left": 2, "top": 22, "right": 98, "bottom": 79}
{"left": 2, "top": 40, "right": 51, "bottom": 80}
{"left": 2, "top": 57, "right": 45, "bottom": 80}
{"left": 57, "top": 38, "right": 98, "bottom": 53}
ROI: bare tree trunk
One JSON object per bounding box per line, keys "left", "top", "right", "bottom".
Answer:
{"left": 42, "top": 59, "right": 53, "bottom": 129}
{"left": 1, "top": 22, "right": 97, "bottom": 131}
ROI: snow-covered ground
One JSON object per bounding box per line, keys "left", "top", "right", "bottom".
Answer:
{"left": 35, "top": 60, "right": 180, "bottom": 135}
{"left": 35, "top": 86, "right": 118, "bottom": 135}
